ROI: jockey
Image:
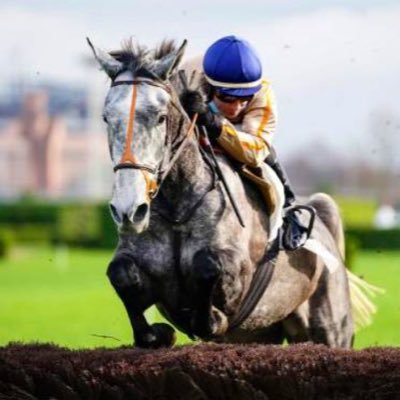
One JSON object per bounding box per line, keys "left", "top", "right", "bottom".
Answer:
{"left": 180, "top": 35, "right": 309, "bottom": 250}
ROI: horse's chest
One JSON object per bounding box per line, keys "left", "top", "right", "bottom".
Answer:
{"left": 130, "top": 229, "right": 205, "bottom": 277}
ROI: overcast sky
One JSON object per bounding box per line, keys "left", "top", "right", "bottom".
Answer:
{"left": 1, "top": 0, "right": 399, "bottom": 161}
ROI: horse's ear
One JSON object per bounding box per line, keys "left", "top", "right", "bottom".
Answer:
{"left": 153, "top": 39, "right": 187, "bottom": 81}
{"left": 86, "top": 37, "right": 123, "bottom": 79}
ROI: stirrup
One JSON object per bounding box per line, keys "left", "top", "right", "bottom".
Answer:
{"left": 281, "top": 205, "right": 316, "bottom": 251}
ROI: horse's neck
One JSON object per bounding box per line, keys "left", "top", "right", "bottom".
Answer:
{"left": 161, "top": 137, "right": 212, "bottom": 208}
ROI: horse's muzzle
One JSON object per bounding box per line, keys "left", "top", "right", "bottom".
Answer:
{"left": 109, "top": 201, "right": 150, "bottom": 234}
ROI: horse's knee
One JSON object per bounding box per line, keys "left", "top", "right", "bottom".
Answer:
{"left": 192, "top": 248, "right": 221, "bottom": 283}
{"left": 107, "top": 253, "right": 142, "bottom": 289}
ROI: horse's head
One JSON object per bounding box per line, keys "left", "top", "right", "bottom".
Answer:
{"left": 88, "top": 38, "right": 187, "bottom": 233}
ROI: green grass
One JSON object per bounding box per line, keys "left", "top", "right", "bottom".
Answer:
{"left": 0, "top": 245, "right": 192, "bottom": 349}
{"left": 0, "top": 246, "right": 398, "bottom": 349}
{"left": 352, "top": 250, "right": 400, "bottom": 348}
{"left": 0, "top": 246, "right": 131, "bottom": 348}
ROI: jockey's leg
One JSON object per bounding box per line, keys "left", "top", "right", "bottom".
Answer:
{"left": 265, "top": 148, "right": 310, "bottom": 250}
{"left": 265, "top": 148, "right": 295, "bottom": 207}
{"left": 107, "top": 251, "right": 176, "bottom": 348}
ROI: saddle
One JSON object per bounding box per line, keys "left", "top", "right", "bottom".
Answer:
{"left": 239, "top": 164, "right": 279, "bottom": 215}
{"left": 199, "top": 137, "right": 285, "bottom": 242}
{"left": 239, "top": 163, "right": 285, "bottom": 243}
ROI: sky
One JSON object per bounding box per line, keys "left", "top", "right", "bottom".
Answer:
{"left": 1, "top": 0, "right": 399, "bottom": 161}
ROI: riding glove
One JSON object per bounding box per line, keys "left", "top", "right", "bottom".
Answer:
{"left": 180, "top": 90, "right": 222, "bottom": 141}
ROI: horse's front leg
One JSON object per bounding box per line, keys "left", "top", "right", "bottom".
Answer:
{"left": 107, "top": 252, "right": 176, "bottom": 348}
{"left": 190, "top": 248, "right": 228, "bottom": 338}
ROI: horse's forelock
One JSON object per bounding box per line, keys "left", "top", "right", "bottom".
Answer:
{"left": 107, "top": 37, "right": 186, "bottom": 142}
{"left": 108, "top": 38, "right": 178, "bottom": 79}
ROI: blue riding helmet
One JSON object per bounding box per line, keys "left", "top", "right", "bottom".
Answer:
{"left": 203, "top": 35, "right": 263, "bottom": 97}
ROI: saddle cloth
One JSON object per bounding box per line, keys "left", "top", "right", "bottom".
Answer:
{"left": 239, "top": 163, "right": 285, "bottom": 244}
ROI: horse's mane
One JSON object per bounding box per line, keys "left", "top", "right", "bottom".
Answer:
{"left": 109, "top": 38, "right": 178, "bottom": 78}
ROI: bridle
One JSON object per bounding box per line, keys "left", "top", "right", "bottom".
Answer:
{"left": 110, "top": 76, "right": 198, "bottom": 201}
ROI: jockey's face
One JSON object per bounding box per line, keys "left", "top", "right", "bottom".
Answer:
{"left": 213, "top": 92, "right": 252, "bottom": 120}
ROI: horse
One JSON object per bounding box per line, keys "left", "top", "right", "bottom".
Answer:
{"left": 87, "top": 38, "right": 371, "bottom": 349}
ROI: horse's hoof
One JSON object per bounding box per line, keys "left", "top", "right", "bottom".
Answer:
{"left": 211, "top": 307, "right": 228, "bottom": 336}
{"left": 190, "top": 307, "right": 228, "bottom": 340}
{"left": 190, "top": 314, "right": 213, "bottom": 339}
{"left": 135, "top": 323, "right": 176, "bottom": 349}
{"left": 151, "top": 323, "right": 177, "bottom": 347}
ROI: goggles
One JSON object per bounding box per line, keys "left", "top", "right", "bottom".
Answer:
{"left": 215, "top": 91, "right": 254, "bottom": 104}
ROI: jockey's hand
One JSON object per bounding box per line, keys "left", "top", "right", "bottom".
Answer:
{"left": 180, "top": 89, "right": 222, "bottom": 141}
{"left": 178, "top": 70, "right": 222, "bottom": 142}
{"left": 197, "top": 108, "right": 223, "bottom": 142}
{"left": 180, "top": 89, "right": 208, "bottom": 118}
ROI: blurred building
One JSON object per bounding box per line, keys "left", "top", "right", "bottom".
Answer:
{"left": 0, "top": 91, "right": 111, "bottom": 199}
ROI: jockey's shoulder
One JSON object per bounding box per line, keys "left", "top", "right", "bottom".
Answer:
{"left": 258, "top": 79, "right": 272, "bottom": 93}
{"left": 246, "top": 79, "right": 274, "bottom": 109}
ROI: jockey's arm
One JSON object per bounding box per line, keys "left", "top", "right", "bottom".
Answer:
{"left": 216, "top": 83, "right": 277, "bottom": 168}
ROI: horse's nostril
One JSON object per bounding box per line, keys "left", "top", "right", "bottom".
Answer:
{"left": 109, "top": 203, "right": 122, "bottom": 224}
{"left": 133, "top": 204, "right": 149, "bottom": 223}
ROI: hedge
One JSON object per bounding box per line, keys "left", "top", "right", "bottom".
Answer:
{"left": 335, "top": 195, "right": 377, "bottom": 228}
{"left": 98, "top": 204, "right": 118, "bottom": 248}
{"left": 53, "top": 203, "right": 117, "bottom": 249}
{"left": 0, "top": 229, "right": 14, "bottom": 258}
{"left": 2, "top": 224, "right": 53, "bottom": 243}
{"left": 54, "top": 204, "right": 102, "bottom": 247}
{"left": 0, "top": 203, "right": 59, "bottom": 225}
{"left": 345, "top": 228, "right": 400, "bottom": 250}
{"left": 1, "top": 201, "right": 399, "bottom": 251}
{"left": 0, "top": 202, "right": 117, "bottom": 249}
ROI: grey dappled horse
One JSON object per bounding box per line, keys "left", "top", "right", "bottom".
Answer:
{"left": 88, "top": 38, "right": 354, "bottom": 348}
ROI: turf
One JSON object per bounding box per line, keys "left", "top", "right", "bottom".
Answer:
{"left": 0, "top": 246, "right": 397, "bottom": 349}
{"left": 352, "top": 250, "right": 400, "bottom": 348}
{"left": 0, "top": 246, "right": 132, "bottom": 348}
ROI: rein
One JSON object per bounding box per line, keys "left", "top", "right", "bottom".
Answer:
{"left": 154, "top": 145, "right": 220, "bottom": 227}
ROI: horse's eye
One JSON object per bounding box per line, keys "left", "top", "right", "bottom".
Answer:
{"left": 103, "top": 115, "right": 108, "bottom": 124}
{"left": 158, "top": 115, "right": 167, "bottom": 125}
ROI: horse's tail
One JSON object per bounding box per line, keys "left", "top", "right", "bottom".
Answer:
{"left": 308, "top": 192, "right": 345, "bottom": 258}
{"left": 308, "top": 192, "right": 384, "bottom": 331}
{"left": 346, "top": 270, "right": 384, "bottom": 330}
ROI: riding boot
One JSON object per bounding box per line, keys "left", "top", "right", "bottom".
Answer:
{"left": 265, "top": 151, "right": 310, "bottom": 250}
